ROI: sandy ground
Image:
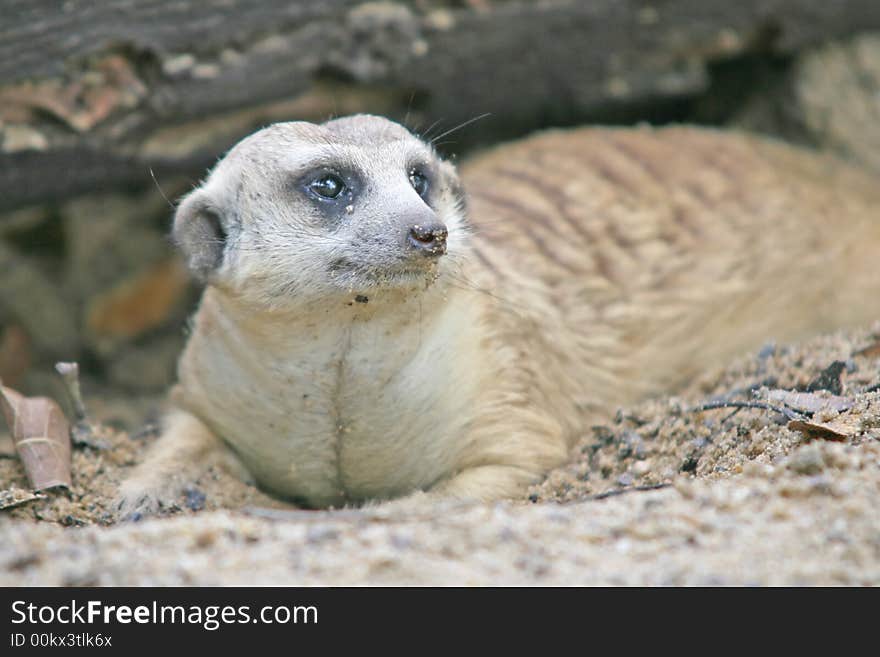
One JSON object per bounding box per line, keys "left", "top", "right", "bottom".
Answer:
{"left": 1, "top": 323, "right": 879, "bottom": 586}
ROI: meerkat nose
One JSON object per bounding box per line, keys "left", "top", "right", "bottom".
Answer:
{"left": 408, "top": 222, "right": 448, "bottom": 256}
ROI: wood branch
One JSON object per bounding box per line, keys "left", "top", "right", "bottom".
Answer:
{"left": 2, "top": 0, "right": 880, "bottom": 212}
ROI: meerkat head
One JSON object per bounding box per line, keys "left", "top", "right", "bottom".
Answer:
{"left": 172, "top": 114, "right": 469, "bottom": 306}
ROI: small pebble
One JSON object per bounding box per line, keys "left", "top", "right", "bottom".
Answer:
{"left": 183, "top": 487, "right": 206, "bottom": 511}
{"left": 631, "top": 461, "right": 651, "bottom": 476}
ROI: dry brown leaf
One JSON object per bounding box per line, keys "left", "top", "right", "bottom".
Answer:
{"left": 787, "top": 417, "right": 856, "bottom": 441}
{"left": 854, "top": 339, "right": 880, "bottom": 359}
{"left": 0, "top": 385, "right": 71, "bottom": 490}
{"left": 787, "top": 420, "right": 848, "bottom": 441}
{"left": 764, "top": 389, "right": 853, "bottom": 415}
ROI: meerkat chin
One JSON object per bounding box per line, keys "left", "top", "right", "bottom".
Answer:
{"left": 116, "top": 114, "right": 880, "bottom": 518}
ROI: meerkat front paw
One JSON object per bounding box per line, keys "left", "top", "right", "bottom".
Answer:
{"left": 113, "top": 407, "right": 252, "bottom": 521}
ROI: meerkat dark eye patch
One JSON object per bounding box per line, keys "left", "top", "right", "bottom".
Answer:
{"left": 409, "top": 169, "right": 430, "bottom": 197}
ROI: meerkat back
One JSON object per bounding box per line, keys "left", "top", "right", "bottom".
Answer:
{"left": 459, "top": 125, "right": 880, "bottom": 414}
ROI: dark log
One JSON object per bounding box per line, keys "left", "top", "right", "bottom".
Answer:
{"left": 2, "top": 0, "right": 880, "bottom": 212}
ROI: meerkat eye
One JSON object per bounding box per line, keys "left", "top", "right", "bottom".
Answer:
{"left": 409, "top": 169, "right": 429, "bottom": 197}
{"left": 309, "top": 174, "right": 346, "bottom": 199}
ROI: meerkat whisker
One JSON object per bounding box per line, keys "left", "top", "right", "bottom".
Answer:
{"left": 429, "top": 113, "right": 492, "bottom": 144}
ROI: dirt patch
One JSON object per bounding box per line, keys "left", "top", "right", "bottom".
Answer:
{"left": 1, "top": 323, "right": 879, "bottom": 585}
{"left": 530, "top": 324, "right": 880, "bottom": 504}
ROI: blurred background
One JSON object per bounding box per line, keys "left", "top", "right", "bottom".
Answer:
{"left": 1, "top": 0, "right": 879, "bottom": 428}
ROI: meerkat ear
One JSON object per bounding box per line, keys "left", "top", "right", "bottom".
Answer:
{"left": 172, "top": 189, "right": 227, "bottom": 283}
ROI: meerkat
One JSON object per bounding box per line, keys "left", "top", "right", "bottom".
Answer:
{"left": 116, "top": 115, "right": 880, "bottom": 517}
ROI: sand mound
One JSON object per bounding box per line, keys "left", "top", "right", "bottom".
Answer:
{"left": 2, "top": 324, "right": 878, "bottom": 585}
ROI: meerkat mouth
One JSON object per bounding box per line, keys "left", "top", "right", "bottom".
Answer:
{"left": 328, "top": 258, "right": 442, "bottom": 290}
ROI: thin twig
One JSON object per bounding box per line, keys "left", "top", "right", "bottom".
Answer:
{"left": 689, "top": 400, "right": 804, "bottom": 422}
{"left": 54, "top": 362, "right": 87, "bottom": 421}
{"left": 54, "top": 362, "right": 109, "bottom": 449}
{"left": 576, "top": 483, "right": 672, "bottom": 503}
{"left": 721, "top": 406, "right": 743, "bottom": 423}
